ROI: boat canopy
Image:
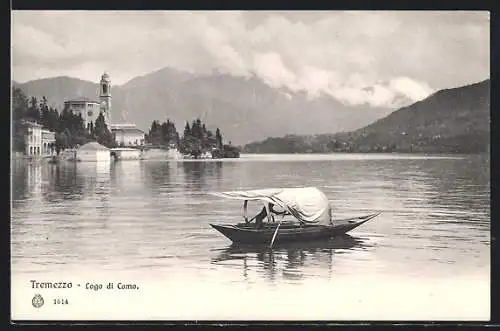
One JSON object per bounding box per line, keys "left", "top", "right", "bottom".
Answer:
{"left": 210, "top": 187, "right": 332, "bottom": 225}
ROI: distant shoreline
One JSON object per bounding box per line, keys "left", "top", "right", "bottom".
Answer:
{"left": 239, "top": 151, "right": 489, "bottom": 156}
{"left": 12, "top": 150, "right": 488, "bottom": 160}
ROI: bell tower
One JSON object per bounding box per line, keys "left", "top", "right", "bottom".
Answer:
{"left": 99, "top": 72, "right": 112, "bottom": 124}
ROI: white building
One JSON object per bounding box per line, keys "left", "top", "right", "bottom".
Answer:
{"left": 109, "top": 123, "right": 145, "bottom": 146}
{"left": 41, "top": 129, "right": 56, "bottom": 154}
{"left": 23, "top": 120, "right": 56, "bottom": 156}
{"left": 63, "top": 73, "right": 145, "bottom": 147}
{"left": 110, "top": 147, "right": 141, "bottom": 160}
{"left": 76, "top": 142, "right": 110, "bottom": 162}
{"left": 24, "top": 121, "right": 42, "bottom": 156}
{"left": 63, "top": 72, "right": 112, "bottom": 131}
{"left": 63, "top": 97, "right": 101, "bottom": 131}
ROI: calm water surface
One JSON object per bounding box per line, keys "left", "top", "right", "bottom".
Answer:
{"left": 11, "top": 153, "right": 490, "bottom": 319}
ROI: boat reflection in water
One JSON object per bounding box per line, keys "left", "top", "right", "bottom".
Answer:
{"left": 212, "top": 235, "right": 371, "bottom": 283}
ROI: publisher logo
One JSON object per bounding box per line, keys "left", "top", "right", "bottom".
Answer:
{"left": 32, "top": 294, "right": 44, "bottom": 308}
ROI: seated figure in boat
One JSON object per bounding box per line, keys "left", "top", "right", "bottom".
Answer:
{"left": 252, "top": 203, "right": 288, "bottom": 228}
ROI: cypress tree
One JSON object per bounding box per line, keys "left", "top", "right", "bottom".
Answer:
{"left": 183, "top": 121, "right": 191, "bottom": 137}
{"left": 12, "top": 87, "right": 28, "bottom": 120}
{"left": 215, "top": 128, "right": 223, "bottom": 149}
{"left": 94, "top": 112, "right": 115, "bottom": 148}
{"left": 27, "top": 96, "right": 40, "bottom": 122}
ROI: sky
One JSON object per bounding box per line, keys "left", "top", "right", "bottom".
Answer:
{"left": 11, "top": 11, "right": 490, "bottom": 108}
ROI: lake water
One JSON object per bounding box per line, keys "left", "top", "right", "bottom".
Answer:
{"left": 11, "top": 153, "right": 490, "bottom": 321}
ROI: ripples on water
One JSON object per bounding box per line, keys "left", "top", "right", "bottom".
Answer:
{"left": 11, "top": 153, "right": 490, "bottom": 286}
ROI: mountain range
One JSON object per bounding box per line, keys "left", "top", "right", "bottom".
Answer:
{"left": 13, "top": 67, "right": 400, "bottom": 145}
{"left": 243, "top": 79, "right": 490, "bottom": 154}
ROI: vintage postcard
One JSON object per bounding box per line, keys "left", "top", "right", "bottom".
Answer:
{"left": 10, "top": 10, "right": 490, "bottom": 322}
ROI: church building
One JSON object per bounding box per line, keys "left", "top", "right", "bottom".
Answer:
{"left": 64, "top": 73, "right": 112, "bottom": 130}
{"left": 63, "top": 72, "right": 145, "bottom": 147}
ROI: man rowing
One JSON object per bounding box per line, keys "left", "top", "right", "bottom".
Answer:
{"left": 251, "top": 203, "right": 289, "bottom": 228}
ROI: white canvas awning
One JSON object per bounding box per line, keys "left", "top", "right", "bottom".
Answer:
{"left": 210, "top": 187, "right": 332, "bottom": 224}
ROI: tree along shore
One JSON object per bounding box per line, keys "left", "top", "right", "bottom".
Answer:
{"left": 12, "top": 87, "right": 240, "bottom": 158}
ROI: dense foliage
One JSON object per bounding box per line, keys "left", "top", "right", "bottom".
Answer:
{"left": 145, "top": 117, "right": 240, "bottom": 158}
{"left": 244, "top": 80, "right": 490, "bottom": 154}
{"left": 92, "top": 112, "right": 116, "bottom": 148}
{"left": 12, "top": 86, "right": 240, "bottom": 157}
{"left": 12, "top": 87, "right": 116, "bottom": 153}
{"left": 243, "top": 128, "right": 488, "bottom": 155}
{"left": 12, "top": 88, "right": 29, "bottom": 152}
{"left": 145, "top": 119, "right": 180, "bottom": 147}
{"left": 242, "top": 133, "right": 397, "bottom": 154}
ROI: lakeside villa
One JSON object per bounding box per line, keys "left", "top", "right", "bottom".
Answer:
{"left": 109, "top": 123, "right": 145, "bottom": 147}
{"left": 16, "top": 72, "right": 237, "bottom": 162}
{"left": 17, "top": 73, "right": 146, "bottom": 161}
{"left": 22, "top": 120, "right": 56, "bottom": 158}
{"left": 65, "top": 73, "right": 146, "bottom": 147}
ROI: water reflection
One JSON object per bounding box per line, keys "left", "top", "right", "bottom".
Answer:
{"left": 179, "top": 161, "right": 223, "bottom": 190}
{"left": 77, "top": 162, "right": 111, "bottom": 192}
{"left": 140, "top": 161, "right": 172, "bottom": 195}
{"left": 109, "top": 161, "right": 147, "bottom": 197}
{"left": 212, "top": 235, "right": 369, "bottom": 283}
{"left": 423, "top": 156, "right": 490, "bottom": 222}
{"left": 11, "top": 154, "right": 490, "bottom": 285}
{"left": 47, "top": 162, "right": 86, "bottom": 201}
{"left": 53, "top": 162, "right": 111, "bottom": 199}
{"left": 11, "top": 160, "right": 28, "bottom": 202}
{"left": 142, "top": 161, "right": 171, "bottom": 184}
{"left": 11, "top": 161, "right": 44, "bottom": 210}
{"left": 382, "top": 157, "right": 490, "bottom": 244}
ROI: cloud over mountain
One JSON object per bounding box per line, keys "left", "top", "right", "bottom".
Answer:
{"left": 12, "top": 11, "right": 489, "bottom": 109}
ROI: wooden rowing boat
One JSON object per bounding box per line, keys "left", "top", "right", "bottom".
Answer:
{"left": 210, "top": 212, "right": 379, "bottom": 244}
{"left": 209, "top": 187, "right": 381, "bottom": 246}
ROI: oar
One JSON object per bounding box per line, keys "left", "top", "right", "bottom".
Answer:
{"left": 269, "top": 214, "right": 285, "bottom": 249}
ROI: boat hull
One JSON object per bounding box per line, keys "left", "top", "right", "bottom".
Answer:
{"left": 210, "top": 213, "right": 380, "bottom": 245}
